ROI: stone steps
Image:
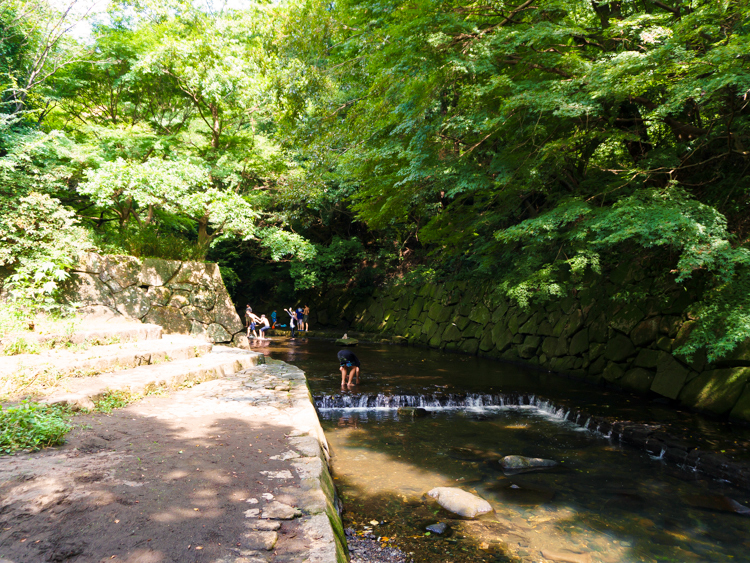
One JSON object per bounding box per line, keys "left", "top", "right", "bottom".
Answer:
{"left": 45, "top": 346, "right": 265, "bottom": 410}
{"left": 16, "top": 323, "right": 163, "bottom": 347}
{"left": 1, "top": 335, "right": 212, "bottom": 381}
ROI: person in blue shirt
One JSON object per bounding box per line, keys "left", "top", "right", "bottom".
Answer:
{"left": 271, "top": 310, "right": 277, "bottom": 328}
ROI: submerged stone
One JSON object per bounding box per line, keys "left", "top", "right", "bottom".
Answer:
{"left": 397, "top": 407, "right": 428, "bottom": 417}
{"left": 425, "top": 522, "right": 448, "bottom": 535}
{"left": 684, "top": 494, "right": 750, "bottom": 516}
{"left": 427, "top": 487, "right": 493, "bottom": 518}
{"left": 500, "top": 455, "right": 558, "bottom": 473}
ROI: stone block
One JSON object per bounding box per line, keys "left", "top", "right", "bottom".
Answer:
{"left": 146, "top": 286, "right": 171, "bottom": 307}
{"left": 139, "top": 257, "right": 181, "bottom": 287}
{"left": 672, "top": 320, "right": 696, "bottom": 351}
{"left": 490, "top": 300, "right": 510, "bottom": 323}
{"left": 678, "top": 367, "right": 750, "bottom": 415}
{"left": 492, "top": 326, "right": 513, "bottom": 352}
{"left": 554, "top": 336, "right": 569, "bottom": 357}
{"left": 569, "top": 329, "right": 589, "bottom": 356}
{"left": 659, "top": 316, "right": 681, "bottom": 337}
{"left": 457, "top": 299, "right": 473, "bottom": 317}
{"left": 651, "top": 353, "right": 690, "bottom": 399}
{"left": 168, "top": 291, "right": 190, "bottom": 309}
{"left": 407, "top": 298, "right": 425, "bottom": 320}
{"left": 620, "top": 368, "right": 655, "bottom": 393}
{"left": 538, "top": 320, "right": 553, "bottom": 336}
{"left": 436, "top": 304, "right": 454, "bottom": 324}
{"left": 144, "top": 306, "right": 191, "bottom": 334}
{"left": 630, "top": 318, "right": 660, "bottom": 347}
{"left": 588, "top": 313, "right": 608, "bottom": 343}
{"left": 507, "top": 314, "right": 520, "bottom": 335}
{"left": 729, "top": 386, "right": 750, "bottom": 423}
{"left": 564, "top": 309, "right": 585, "bottom": 339}
{"left": 479, "top": 330, "right": 494, "bottom": 352}
{"left": 634, "top": 348, "right": 660, "bottom": 369}
{"left": 206, "top": 323, "right": 232, "bottom": 343}
{"left": 656, "top": 336, "right": 673, "bottom": 352}
{"left": 427, "top": 302, "right": 442, "bottom": 321}
{"left": 550, "top": 356, "right": 577, "bottom": 372}
{"left": 103, "top": 255, "right": 141, "bottom": 288}
{"left": 519, "top": 335, "right": 541, "bottom": 359}
{"left": 190, "top": 287, "right": 217, "bottom": 310}
{"left": 541, "top": 337, "right": 558, "bottom": 357}
{"left": 455, "top": 315, "right": 471, "bottom": 331}
{"left": 190, "top": 320, "right": 208, "bottom": 339}
{"left": 604, "top": 333, "right": 636, "bottom": 362}
{"left": 62, "top": 272, "right": 115, "bottom": 308}
{"left": 213, "top": 288, "right": 244, "bottom": 334}
{"left": 442, "top": 324, "right": 462, "bottom": 343}
{"left": 513, "top": 333, "right": 524, "bottom": 344}
{"left": 589, "top": 355, "right": 606, "bottom": 375}
{"left": 114, "top": 286, "right": 151, "bottom": 319}
{"left": 519, "top": 312, "right": 540, "bottom": 335}
{"left": 422, "top": 317, "right": 438, "bottom": 337}
{"left": 183, "top": 305, "right": 213, "bottom": 324}
{"left": 589, "top": 342, "right": 605, "bottom": 359}
{"left": 602, "top": 362, "right": 625, "bottom": 382}
{"left": 469, "top": 304, "right": 491, "bottom": 325}
{"left": 75, "top": 252, "right": 105, "bottom": 274}
{"left": 460, "top": 338, "right": 479, "bottom": 355}
{"left": 610, "top": 304, "right": 645, "bottom": 334}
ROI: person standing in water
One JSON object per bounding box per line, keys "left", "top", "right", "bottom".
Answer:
{"left": 285, "top": 307, "right": 297, "bottom": 337}
{"left": 337, "top": 349, "right": 361, "bottom": 388}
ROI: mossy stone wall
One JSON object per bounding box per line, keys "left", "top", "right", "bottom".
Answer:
{"left": 321, "top": 271, "right": 750, "bottom": 423}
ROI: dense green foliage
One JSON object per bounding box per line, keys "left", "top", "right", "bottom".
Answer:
{"left": 274, "top": 0, "right": 750, "bottom": 359}
{"left": 1, "top": 0, "right": 750, "bottom": 359}
{"left": 0, "top": 401, "right": 71, "bottom": 454}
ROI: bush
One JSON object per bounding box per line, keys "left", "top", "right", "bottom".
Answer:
{"left": 93, "top": 225, "right": 206, "bottom": 261}
{"left": 0, "top": 401, "right": 72, "bottom": 454}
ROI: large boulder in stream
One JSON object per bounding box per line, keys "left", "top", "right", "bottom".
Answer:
{"left": 427, "top": 487, "right": 493, "bottom": 518}
{"left": 500, "top": 455, "right": 558, "bottom": 474}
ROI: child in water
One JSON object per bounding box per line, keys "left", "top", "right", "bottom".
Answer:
{"left": 337, "top": 349, "right": 360, "bottom": 387}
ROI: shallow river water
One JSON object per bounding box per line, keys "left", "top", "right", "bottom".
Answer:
{"left": 261, "top": 338, "right": 750, "bottom": 563}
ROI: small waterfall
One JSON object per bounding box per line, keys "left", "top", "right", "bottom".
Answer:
{"left": 314, "top": 392, "right": 526, "bottom": 410}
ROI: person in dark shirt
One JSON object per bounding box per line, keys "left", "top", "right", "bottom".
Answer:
{"left": 337, "top": 349, "right": 361, "bottom": 388}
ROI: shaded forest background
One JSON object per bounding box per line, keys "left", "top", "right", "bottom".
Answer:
{"left": 2, "top": 0, "right": 750, "bottom": 361}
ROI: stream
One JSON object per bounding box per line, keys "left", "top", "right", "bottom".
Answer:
{"left": 261, "top": 337, "right": 750, "bottom": 563}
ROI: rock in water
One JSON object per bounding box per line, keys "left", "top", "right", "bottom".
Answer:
{"left": 684, "top": 494, "right": 750, "bottom": 516}
{"left": 500, "top": 455, "right": 558, "bottom": 473}
{"left": 425, "top": 522, "right": 448, "bottom": 535}
{"left": 427, "top": 487, "right": 493, "bottom": 518}
{"left": 335, "top": 338, "right": 359, "bottom": 346}
{"left": 397, "top": 407, "right": 428, "bottom": 417}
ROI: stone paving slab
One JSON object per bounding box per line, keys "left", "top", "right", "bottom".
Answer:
{"left": 126, "top": 358, "right": 348, "bottom": 563}
{"left": 1, "top": 335, "right": 212, "bottom": 380}
{"left": 45, "top": 347, "right": 265, "bottom": 411}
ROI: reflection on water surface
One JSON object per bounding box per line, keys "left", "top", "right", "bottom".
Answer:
{"left": 262, "top": 338, "right": 750, "bottom": 562}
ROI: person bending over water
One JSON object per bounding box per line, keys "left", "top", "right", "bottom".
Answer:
{"left": 338, "top": 349, "right": 360, "bottom": 388}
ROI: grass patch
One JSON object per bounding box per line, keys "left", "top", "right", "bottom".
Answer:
{"left": 0, "top": 401, "right": 73, "bottom": 455}
{"left": 93, "top": 390, "right": 141, "bottom": 413}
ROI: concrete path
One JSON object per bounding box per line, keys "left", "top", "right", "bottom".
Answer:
{"left": 0, "top": 359, "right": 347, "bottom": 563}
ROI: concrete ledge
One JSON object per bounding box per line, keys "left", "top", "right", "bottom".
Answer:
{"left": 1, "top": 336, "right": 211, "bottom": 380}
{"left": 45, "top": 348, "right": 265, "bottom": 410}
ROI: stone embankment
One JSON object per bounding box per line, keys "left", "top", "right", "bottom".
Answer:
{"left": 312, "top": 266, "right": 750, "bottom": 423}
{"left": 59, "top": 252, "right": 248, "bottom": 346}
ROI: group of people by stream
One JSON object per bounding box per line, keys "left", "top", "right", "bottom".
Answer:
{"left": 244, "top": 304, "right": 310, "bottom": 339}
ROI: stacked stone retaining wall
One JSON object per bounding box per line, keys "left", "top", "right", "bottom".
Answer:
{"left": 60, "top": 252, "right": 247, "bottom": 346}
{"left": 319, "top": 267, "right": 750, "bottom": 423}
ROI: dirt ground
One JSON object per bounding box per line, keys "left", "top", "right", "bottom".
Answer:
{"left": 0, "top": 393, "right": 313, "bottom": 563}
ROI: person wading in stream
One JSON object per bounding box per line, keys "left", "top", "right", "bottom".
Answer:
{"left": 338, "top": 349, "right": 361, "bottom": 388}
